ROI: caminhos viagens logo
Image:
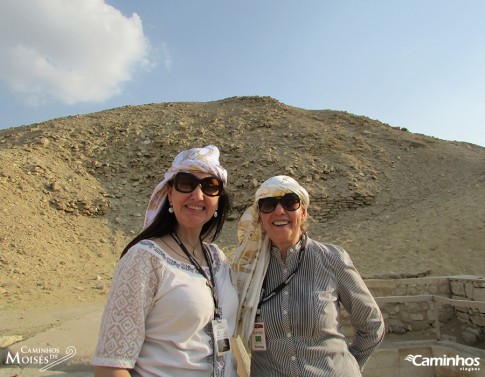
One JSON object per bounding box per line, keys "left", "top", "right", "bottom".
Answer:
{"left": 404, "top": 354, "right": 481, "bottom": 372}
{"left": 5, "top": 346, "right": 76, "bottom": 371}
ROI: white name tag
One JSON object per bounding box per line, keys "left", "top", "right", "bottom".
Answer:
{"left": 251, "top": 322, "right": 267, "bottom": 351}
{"left": 212, "top": 318, "right": 231, "bottom": 355}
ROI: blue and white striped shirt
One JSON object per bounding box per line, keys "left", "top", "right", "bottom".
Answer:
{"left": 250, "top": 237, "right": 385, "bottom": 377}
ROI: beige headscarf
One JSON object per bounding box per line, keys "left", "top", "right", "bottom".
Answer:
{"left": 231, "top": 175, "right": 310, "bottom": 347}
{"left": 144, "top": 145, "right": 228, "bottom": 229}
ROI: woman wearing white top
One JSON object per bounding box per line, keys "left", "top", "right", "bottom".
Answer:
{"left": 93, "top": 145, "right": 239, "bottom": 377}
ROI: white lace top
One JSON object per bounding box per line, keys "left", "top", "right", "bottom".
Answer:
{"left": 92, "top": 239, "right": 239, "bottom": 377}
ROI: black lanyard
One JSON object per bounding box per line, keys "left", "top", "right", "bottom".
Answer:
{"left": 256, "top": 234, "right": 307, "bottom": 316}
{"left": 171, "top": 232, "right": 220, "bottom": 319}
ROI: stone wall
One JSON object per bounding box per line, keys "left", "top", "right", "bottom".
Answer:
{"left": 365, "top": 277, "right": 451, "bottom": 297}
{"left": 339, "top": 276, "right": 485, "bottom": 347}
{"left": 449, "top": 276, "right": 485, "bottom": 346}
{"left": 367, "top": 277, "right": 454, "bottom": 335}
{"left": 310, "top": 192, "right": 375, "bottom": 222}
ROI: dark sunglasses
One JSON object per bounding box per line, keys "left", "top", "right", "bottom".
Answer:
{"left": 258, "top": 193, "right": 301, "bottom": 213}
{"left": 172, "top": 172, "right": 224, "bottom": 197}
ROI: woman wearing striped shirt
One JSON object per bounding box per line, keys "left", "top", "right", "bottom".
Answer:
{"left": 232, "top": 175, "right": 385, "bottom": 377}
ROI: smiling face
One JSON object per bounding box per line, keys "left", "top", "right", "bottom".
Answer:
{"left": 167, "top": 171, "right": 220, "bottom": 232}
{"left": 259, "top": 196, "right": 307, "bottom": 252}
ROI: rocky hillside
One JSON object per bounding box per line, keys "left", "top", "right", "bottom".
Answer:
{"left": 0, "top": 96, "right": 484, "bottom": 310}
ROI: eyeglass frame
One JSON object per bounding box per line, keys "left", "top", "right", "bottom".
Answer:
{"left": 258, "top": 193, "right": 302, "bottom": 213}
{"left": 171, "top": 172, "right": 224, "bottom": 197}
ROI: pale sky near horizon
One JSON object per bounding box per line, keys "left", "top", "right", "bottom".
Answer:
{"left": 0, "top": 1, "right": 484, "bottom": 146}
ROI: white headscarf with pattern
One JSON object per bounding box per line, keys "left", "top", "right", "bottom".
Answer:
{"left": 143, "top": 145, "right": 227, "bottom": 228}
{"left": 231, "top": 175, "right": 310, "bottom": 347}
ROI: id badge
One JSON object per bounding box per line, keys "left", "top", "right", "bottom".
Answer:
{"left": 251, "top": 322, "right": 267, "bottom": 351}
{"left": 212, "top": 318, "right": 231, "bottom": 355}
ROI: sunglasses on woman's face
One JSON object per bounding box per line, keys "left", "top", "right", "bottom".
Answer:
{"left": 258, "top": 193, "right": 301, "bottom": 213}
{"left": 172, "top": 172, "right": 224, "bottom": 197}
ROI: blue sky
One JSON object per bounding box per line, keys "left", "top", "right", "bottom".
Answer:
{"left": 1, "top": 1, "right": 484, "bottom": 146}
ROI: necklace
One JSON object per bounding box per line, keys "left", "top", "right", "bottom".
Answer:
{"left": 176, "top": 233, "right": 200, "bottom": 258}
{"left": 160, "top": 237, "right": 194, "bottom": 263}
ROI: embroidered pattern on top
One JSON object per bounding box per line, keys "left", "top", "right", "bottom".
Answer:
{"left": 140, "top": 239, "right": 222, "bottom": 273}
